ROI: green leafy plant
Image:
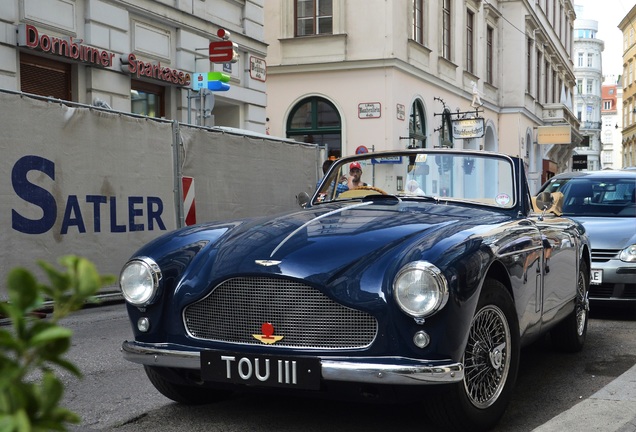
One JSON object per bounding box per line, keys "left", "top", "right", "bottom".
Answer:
{"left": 0, "top": 256, "right": 115, "bottom": 431}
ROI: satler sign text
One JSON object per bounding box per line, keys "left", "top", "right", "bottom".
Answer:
{"left": 18, "top": 24, "right": 115, "bottom": 67}
{"left": 358, "top": 103, "right": 381, "bottom": 119}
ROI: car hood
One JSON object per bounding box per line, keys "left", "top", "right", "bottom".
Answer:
{"left": 139, "top": 200, "right": 510, "bottom": 289}
{"left": 569, "top": 216, "right": 636, "bottom": 250}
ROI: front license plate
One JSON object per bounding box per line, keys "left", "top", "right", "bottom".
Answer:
{"left": 590, "top": 269, "right": 602, "bottom": 285}
{"left": 200, "top": 351, "right": 321, "bottom": 390}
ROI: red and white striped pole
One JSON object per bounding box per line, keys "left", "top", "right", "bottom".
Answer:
{"left": 182, "top": 176, "right": 196, "bottom": 226}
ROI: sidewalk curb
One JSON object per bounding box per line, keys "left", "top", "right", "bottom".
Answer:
{"left": 532, "top": 364, "right": 636, "bottom": 432}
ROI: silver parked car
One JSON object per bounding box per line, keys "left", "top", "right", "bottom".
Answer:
{"left": 537, "top": 169, "right": 636, "bottom": 308}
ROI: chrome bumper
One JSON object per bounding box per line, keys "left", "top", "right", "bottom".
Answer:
{"left": 121, "top": 340, "right": 464, "bottom": 385}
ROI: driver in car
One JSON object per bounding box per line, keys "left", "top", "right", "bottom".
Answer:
{"left": 347, "top": 162, "right": 368, "bottom": 190}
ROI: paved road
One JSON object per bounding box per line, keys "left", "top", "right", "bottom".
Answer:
{"left": 57, "top": 303, "right": 635, "bottom": 431}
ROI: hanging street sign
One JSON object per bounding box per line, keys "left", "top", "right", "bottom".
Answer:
{"left": 451, "top": 118, "right": 485, "bottom": 139}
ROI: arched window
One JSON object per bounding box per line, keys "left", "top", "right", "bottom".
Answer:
{"left": 409, "top": 99, "right": 427, "bottom": 148}
{"left": 287, "top": 97, "right": 342, "bottom": 158}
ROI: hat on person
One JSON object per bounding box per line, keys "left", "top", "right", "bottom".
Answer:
{"left": 349, "top": 162, "right": 362, "bottom": 171}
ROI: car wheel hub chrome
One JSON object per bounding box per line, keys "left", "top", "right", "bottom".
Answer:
{"left": 489, "top": 343, "right": 506, "bottom": 370}
{"left": 463, "top": 305, "right": 511, "bottom": 409}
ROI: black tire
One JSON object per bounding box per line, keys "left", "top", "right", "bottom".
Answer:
{"left": 144, "top": 365, "right": 232, "bottom": 405}
{"left": 550, "top": 260, "right": 589, "bottom": 353}
{"left": 425, "top": 279, "right": 520, "bottom": 432}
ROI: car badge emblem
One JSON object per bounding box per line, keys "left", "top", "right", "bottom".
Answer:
{"left": 255, "top": 259, "right": 281, "bottom": 267}
{"left": 253, "top": 322, "right": 284, "bottom": 344}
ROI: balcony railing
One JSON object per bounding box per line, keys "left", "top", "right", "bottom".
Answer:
{"left": 580, "top": 121, "right": 602, "bottom": 130}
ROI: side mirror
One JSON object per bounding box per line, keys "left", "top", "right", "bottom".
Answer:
{"left": 535, "top": 191, "right": 553, "bottom": 211}
{"left": 296, "top": 192, "right": 310, "bottom": 208}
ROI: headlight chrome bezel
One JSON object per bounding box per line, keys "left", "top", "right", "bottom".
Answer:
{"left": 393, "top": 261, "right": 449, "bottom": 319}
{"left": 619, "top": 244, "right": 636, "bottom": 263}
{"left": 119, "top": 257, "right": 162, "bottom": 306}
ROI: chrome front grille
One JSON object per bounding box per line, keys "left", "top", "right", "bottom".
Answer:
{"left": 183, "top": 277, "right": 378, "bottom": 349}
{"left": 591, "top": 249, "right": 620, "bottom": 263}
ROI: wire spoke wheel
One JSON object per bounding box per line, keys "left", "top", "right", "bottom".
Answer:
{"left": 550, "top": 260, "right": 589, "bottom": 353}
{"left": 575, "top": 267, "right": 590, "bottom": 336}
{"left": 463, "top": 304, "right": 511, "bottom": 409}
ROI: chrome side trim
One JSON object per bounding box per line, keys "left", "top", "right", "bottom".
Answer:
{"left": 121, "top": 341, "right": 463, "bottom": 385}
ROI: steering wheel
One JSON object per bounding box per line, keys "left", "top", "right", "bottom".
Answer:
{"left": 338, "top": 185, "right": 388, "bottom": 199}
{"left": 338, "top": 186, "right": 388, "bottom": 198}
{"left": 353, "top": 185, "right": 388, "bottom": 195}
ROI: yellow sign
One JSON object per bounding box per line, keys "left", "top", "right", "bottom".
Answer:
{"left": 537, "top": 125, "right": 572, "bottom": 145}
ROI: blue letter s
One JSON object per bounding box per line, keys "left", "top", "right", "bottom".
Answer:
{"left": 12, "top": 155, "right": 57, "bottom": 234}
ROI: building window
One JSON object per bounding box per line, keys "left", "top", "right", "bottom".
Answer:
{"left": 409, "top": 99, "right": 427, "bottom": 148}
{"left": 587, "top": 53, "right": 593, "bottom": 68}
{"left": 466, "top": 10, "right": 474, "bottom": 73}
{"left": 557, "top": 3, "right": 562, "bottom": 39}
{"left": 536, "top": 49, "right": 542, "bottom": 101}
{"left": 442, "top": 0, "right": 451, "bottom": 60}
{"left": 131, "top": 80, "right": 165, "bottom": 118}
{"left": 552, "top": 70, "right": 557, "bottom": 102}
{"left": 577, "top": 52, "right": 583, "bottom": 67}
{"left": 295, "top": 0, "right": 333, "bottom": 36}
{"left": 603, "top": 100, "right": 612, "bottom": 110}
{"left": 526, "top": 37, "right": 532, "bottom": 94}
{"left": 20, "top": 52, "right": 72, "bottom": 101}
{"left": 412, "top": 0, "right": 424, "bottom": 44}
{"left": 486, "top": 26, "right": 494, "bottom": 84}
{"left": 586, "top": 79, "right": 593, "bottom": 94}
{"left": 577, "top": 79, "right": 583, "bottom": 94}
{"left": 287, "top": 96, "right": 341, "bottom": 159}
{"left": 565, "top": 19, "right": 569, "bottom": 54}
{"left": 545, "top": 61, "right": 549, "bottom": 102}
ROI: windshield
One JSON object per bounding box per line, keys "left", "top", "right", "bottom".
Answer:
{"left": 554, "top": 177, "right": 636, "bottom": 217}
{"left": 314, "top": 150, "right": 516, "bottom": 209}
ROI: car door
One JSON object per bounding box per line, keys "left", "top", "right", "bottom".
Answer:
{"left": 535, "top": 219, "right": 578, "bottom": 322}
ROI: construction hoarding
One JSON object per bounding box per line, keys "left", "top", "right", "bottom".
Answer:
{"left": 0, "top": 91, "right": 319, "bottom": 298}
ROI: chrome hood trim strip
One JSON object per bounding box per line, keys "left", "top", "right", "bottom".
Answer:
{"left": 269, "top": 202, "right": 372, "bottom": 258}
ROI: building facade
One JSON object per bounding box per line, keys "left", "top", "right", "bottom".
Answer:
{"left": 0, "top": 0, "right": 268, "bottom": 133}
{"left": 620, "top": 4, "right": 636, "bottom": 168}
{"left": 600, "top": 77, "right": 623, "bottom": 169}
{"left": 264, "top": 0, "right": 581, "bottom": 193}
{"left": 572, "top": 17, "right": 603, "bottom": 171}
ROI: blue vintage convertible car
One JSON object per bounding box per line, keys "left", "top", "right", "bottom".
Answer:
{"left": 121, "top": 149, "right": 590, "bottom": 431}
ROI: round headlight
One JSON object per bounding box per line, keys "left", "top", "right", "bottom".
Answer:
{"left": 619, "top": 244, "right": 636, "bottom": 263}
{"left": 393, "top": 261, "right": 449, "bottom": 318}
{"left": 119, "top": 257, "right": 161, "bottom": 306}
